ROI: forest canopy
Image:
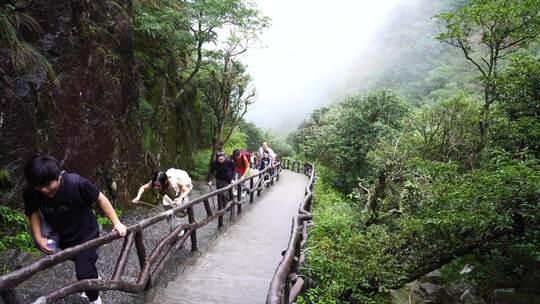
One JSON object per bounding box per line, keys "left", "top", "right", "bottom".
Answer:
{"left": 291, "top": 0, "right": 540, "bottom": 303}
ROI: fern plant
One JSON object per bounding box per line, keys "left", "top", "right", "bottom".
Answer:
{"left": 0, "top": 4, "right": 56, "bottom": 82}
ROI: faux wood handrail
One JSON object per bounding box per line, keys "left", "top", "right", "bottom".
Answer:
{"left": 266, "top": 159, "right": 315, "bottom": 304}
{"left": 0, "top": 162, "right": 282, "bottom": 304}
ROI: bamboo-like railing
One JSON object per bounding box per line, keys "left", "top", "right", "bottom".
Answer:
{"left": 266, "top": 159, "right": 315, "bottom": 304}
{"left": 0, "top": 162, "right": 282, "bottom": 304}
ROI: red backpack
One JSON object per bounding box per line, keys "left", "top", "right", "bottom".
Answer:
{"left": 234, "top": 149, "right": 253, "bottom": 172}
{"left": 240, "top": 149, "right": 253, "bottom": 165}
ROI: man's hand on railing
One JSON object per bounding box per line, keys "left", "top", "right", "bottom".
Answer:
{"left": 132, "top": 196, "right": 141, "bottom": 204}
{"left": 113, "top": 223, "right": 127, "bottom": 237}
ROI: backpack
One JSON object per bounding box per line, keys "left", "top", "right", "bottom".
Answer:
{"left": 240, "top": 149, "right": 253, "bottom": 165}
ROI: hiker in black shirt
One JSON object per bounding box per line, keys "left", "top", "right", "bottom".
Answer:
{"left": 208, "top": 151, "right": 235, "bottom": 207}
{"left": 259, "top": 151, "right": 273, "bottom": 181}
{"left": 23, "top": 156, "right": 127, "bottom": 304}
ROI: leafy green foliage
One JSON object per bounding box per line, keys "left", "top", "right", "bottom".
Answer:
{"left": 94, "top": 208, "right": 123, "bottom": 227}
{"left": 190, "top": 131, "right": 247, "bottom": 180}
{"left": 408, "top": 95, "right": 481, "bottom": 166}
{"left": 291, "top": 89, "right": 408, "bottom": 191}
{"left": 0, "top": 206, "right": 36, "bottom": 252}
{"left": 492, "top": 53, "right": 540, "bottom": 156}
{"left": 435, "top": 0, "right": 540, "bottom": 152}
{"left": 297, "top": 174, "right": 396, "bottom": 304}
{"left": 238, "top": 120, "right": 293, "bottom": 157}
{"left": 191, "top": 148, "right": 213, "bottom": 181}
{"left": 292, "top": 1, "right": 540, "bottom": 302}
{"left": 435, "top": 0, "right": 540, "bottom": 76}
{"left": 133, "top": 0, "right": 268, "bottom": 169}
{"left": 237, "top": 120, "right": 265, "bottom": 152}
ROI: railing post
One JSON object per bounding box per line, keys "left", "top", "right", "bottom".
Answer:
{"left": 218, "top": 191, "right": 225, "bottom": 228}
{"left": 236, "top": 183, "right": 242, "bottom": 214}
{"left": 134, "top": 229, "right": 152, "bottom": 290}
{"left": 250, "top": 178, "right": 254, "bottom": 203}
{"left": 306, "top": 195, "right": 312, "bottom": 212}
{"left": 187, "top": 206, "right": 198, "bottom": 252}
{"left": 112, "top": 232, "right": 135, "bottom": 280}
{"left": 203, "top": 199, "right": 213, "bottom": 217}
{"left": 257, "top": 175, "right": 262, "bottom": 196}
{"left": 284, "top": 274, "right": 291, "bottom": 304}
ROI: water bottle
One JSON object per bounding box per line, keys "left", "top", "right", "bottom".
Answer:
{"left": 46, "top": 239, "right": 57, "bottom": 252}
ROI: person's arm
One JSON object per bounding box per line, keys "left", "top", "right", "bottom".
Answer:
{"left": 177, "top": 184, "right": 191, "bottom": 201}
{"left": 132, "top": 181, "right": 152, "bottom": 203}
{"left": 29, "top": 211, "right": 53, "bottom": 253}
{"left": 170, "top": 177, "right": 189, "bottom": 205}
{"left": 269, "top": 148, "right": 277, "bottom": 163}
{"left": 208, "top": 162, "right": 216, "bottom": 185}
{"left": 96, "top": 192, "right": 127, "bottom": 237}
{"left": 240, "top": 155, "right": 250, "bottom": 179}
{"left": 229, "top": 160, "right": 236, "bottom": 181}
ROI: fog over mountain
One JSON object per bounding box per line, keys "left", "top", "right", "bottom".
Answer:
{"left": 244, "top": 0, "right": 474, "bottom": 133}
{"left": 243, "top": 0, "right": 402, "bottom": 132}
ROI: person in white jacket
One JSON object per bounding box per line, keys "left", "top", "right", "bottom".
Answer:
{"left": 257, "top": 142, "right": 277, "bottom": 167}
{"left": 132, "top": 169, "right": 193, "bottom": 233}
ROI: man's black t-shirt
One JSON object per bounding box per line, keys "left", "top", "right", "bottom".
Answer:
{"left": 23, "top": 173, "right": 100, "bottom": 248}
{"left": 209, "top": 159, "right": 236, "bottom": 183}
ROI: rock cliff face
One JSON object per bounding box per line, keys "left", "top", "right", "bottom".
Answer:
{"left": 0, "top": 0, "right": 141, "bottom": 204}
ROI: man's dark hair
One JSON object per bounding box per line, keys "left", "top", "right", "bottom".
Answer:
{"left": 151, "top": 171, "right": 168, "bottom": 187}
{"left": 215, "top": 151, "right": 226, "bottom": 159}
{"left": 232, "top": 149, "right": 241, "bottom": 158}
{"left": 24, "top": 155, "right": 62, "bottom": 187}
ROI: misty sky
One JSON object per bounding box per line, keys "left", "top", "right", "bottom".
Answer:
{"left": 243, "top": 0, "right": 401, "bottom": 132}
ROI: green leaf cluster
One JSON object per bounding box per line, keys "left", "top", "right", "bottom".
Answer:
{"left": 0, "top": 206, "right": 36, "bottom": 253}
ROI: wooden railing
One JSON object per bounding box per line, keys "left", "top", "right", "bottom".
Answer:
{"left": 0, "top": 162, "right": 282, "bottom": 304}
{"left": 267, "top": 159, "right": 315, "bottom": 304}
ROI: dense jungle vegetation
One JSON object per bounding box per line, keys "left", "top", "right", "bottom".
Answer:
{"left": 290, "top": 0, "right": 540, "bottom": 303}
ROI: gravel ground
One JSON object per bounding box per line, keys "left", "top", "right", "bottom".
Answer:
{"left": 0, "top": 176, "right": 276, "bottom": 304}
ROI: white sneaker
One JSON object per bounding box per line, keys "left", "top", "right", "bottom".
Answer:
{"left": 89, "top": 296, "right": 102, "bottom": 304}
{"left": 79, "top": 276, "right": 101, "bottom": 300}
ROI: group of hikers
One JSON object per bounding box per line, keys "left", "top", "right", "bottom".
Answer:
{"left": 21, "top": 142, "right": 277, "bottom": 303}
